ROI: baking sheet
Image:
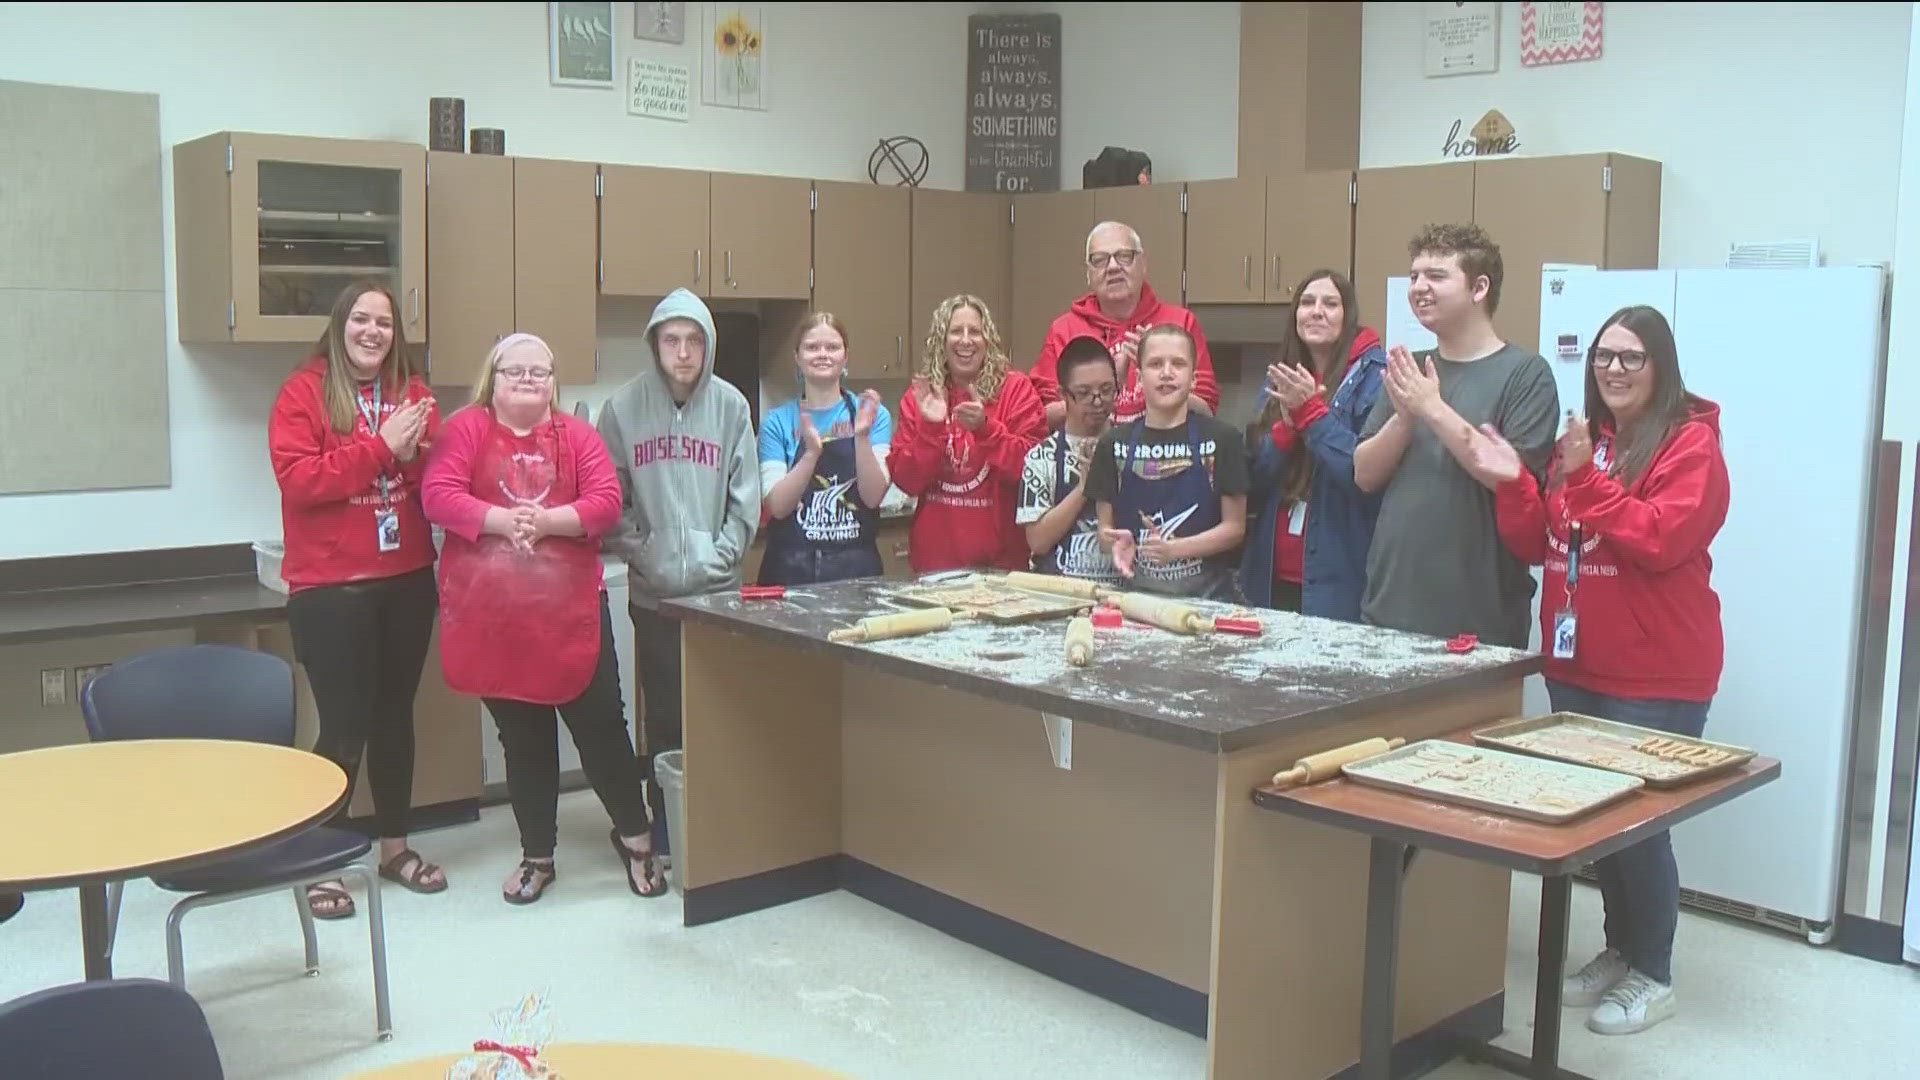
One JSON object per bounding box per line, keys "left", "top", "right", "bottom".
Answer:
{"left": 1341, "top": 740, "right": 1645, "bottom": 824}
{"left": 1472, "top": 712, "right": 1757, "bottom": 789}
{"left": 888, "top": 574, "right": 1090, "bottom": 624}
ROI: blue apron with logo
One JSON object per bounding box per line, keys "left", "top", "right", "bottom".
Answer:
{"left": 758, "top": 392, "right": 883, "bottom": 586}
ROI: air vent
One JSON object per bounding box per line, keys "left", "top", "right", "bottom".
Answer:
{"left": 1727, "top": 239, "right": 1821, "bottom": 269}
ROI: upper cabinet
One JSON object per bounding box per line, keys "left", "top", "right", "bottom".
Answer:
{"left": 1352, "top": 162, "right": 1475, "bottom": 334}
{"left": 910, "top": 189, "right": 1011, "bottom": 360}
{"left": 424, "top": 151, "right": 513, "bottom": 386}
{"left": 709, "top": 172, "right": 811, "bottom": 299}
{"left": 1009, "top": 189, "right": 1096, "bottom": 365}
{"left": 175, "top": 132, "right": 425, "bottom": 344}
{"left": 1091, "top": 184, "right": 1184, "bottom": 305}
{"left": 1265, "top": 170, "right": 1354, "bottom": 301}
{"left": 1184, "top": 178, "right": 1266, "bottom": 304}
{"left": 601, "top": 164, "right": 710, "bottom": 297}
{"left": 512, "top": 158, "right": 599, "bottom": 385}
{"left": 813, "top": 181, "right": 911, "bottom": 379}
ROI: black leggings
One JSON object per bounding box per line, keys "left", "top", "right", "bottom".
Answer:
{"left": 631, "top": 600, "right": 683, "bottom": 852}
{"left": 286, "top": 567, "right": 437, "bottom": 839}
{"left": 484, "top": 596, "right": 651, "bottom": 859}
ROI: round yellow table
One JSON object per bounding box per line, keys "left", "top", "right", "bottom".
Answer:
{"left": 348, "top": 1042, "right": 852, "bottom": 1078}
{"left": 0, "top": 738, "right": 348, "bottom": 980}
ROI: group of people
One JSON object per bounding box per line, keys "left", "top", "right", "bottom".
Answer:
{"left": 264, "top": 216, "right": 1730, "bottom": 1039}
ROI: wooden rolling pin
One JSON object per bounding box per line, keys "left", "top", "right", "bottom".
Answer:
{"left": 1268, "top": 737, "right": 1406, "bottom": 789}
{"left": 828, "top": 607, "right": 967, "bottom": 643}
{"left": 1003, "top": 571, "right": 1108, "bottom": 602}
{"left": 1064, "top": 616, "right": 1095, "bottom": 666}
{"left": 1107, "top": 591, "right": 1210, "bottom": 635}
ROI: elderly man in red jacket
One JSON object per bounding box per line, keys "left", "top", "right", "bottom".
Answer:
{"left": 1029, "top": 220, "right": 1220, "bottom": 428}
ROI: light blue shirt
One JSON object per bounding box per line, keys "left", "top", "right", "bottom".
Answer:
{"left": 758, "top": 396, "right": 893, "bottom": 468}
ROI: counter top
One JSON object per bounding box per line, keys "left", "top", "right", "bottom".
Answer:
{"left": 661, "top": 577, "right": 1542, "bottom": 754}
{"left": 0, "top": 574, "right": 287, "bottom": 645}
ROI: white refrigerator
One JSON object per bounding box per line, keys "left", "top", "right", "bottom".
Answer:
{"left": 1536, "top": 267, "right": 1887, "bottom": 935}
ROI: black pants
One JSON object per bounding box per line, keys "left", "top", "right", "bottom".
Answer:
{"left": 286, "top": 567, "right": 437, "bottom": 839}
{"left": 631, "top": 600, "right": 683, "bottom": 852}
{"left": 1269, "top": 579, "right": 1303, "bottom": 612}
{"left": 484, "top": 596, "right": 651, "bottom": 859}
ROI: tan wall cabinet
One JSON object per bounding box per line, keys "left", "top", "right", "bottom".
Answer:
{"left": 910, "top": 189, "right": 1012, "bottom": 371}
{"left": 175, "top": 132, "right": 425, "bottom": 344}
{"left": 1184, "top": 178, "right": 1266, "bottom": 303}
{"left": 813, "top": 181, "right": 911, "bottom": 379}
{"left": 710, "top": 172, "right": 811, "bottom": 300}
{"left": 1353, "top": 163, "right": 1475, "bottom": 338}
{"left": 513, "top": 158, "right": 599, "bottom": 385}
{"left": 1266, "top": 170, "right": 1355, "bottom": 301}
{"left": 600, "top": 164, "right": 711, "bottom": 297}
{"left": 424, "top": 151, "right": 513, "bottom": 386}
{"left": 1009, "top": 189, "right": 1096, "bottom": 366}
{"left": 1091, "top": 184, "right": 1185, "bottom": 307}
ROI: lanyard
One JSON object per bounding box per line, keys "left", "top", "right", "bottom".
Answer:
{"left": 356, "top": 380, "right": 392, "bottom": 507}
{"left": 1563, "top": 520, "right": 1582, "bottom": 606}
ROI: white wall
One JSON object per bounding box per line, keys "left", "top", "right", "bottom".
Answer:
{"left": 1359, "top": 1, "right": 1912, "bottom": 270}
{"left": 0, "top": 1, "right": 1238, "bottom": 560}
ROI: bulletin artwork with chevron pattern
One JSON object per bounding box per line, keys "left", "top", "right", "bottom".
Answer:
{"left": 1520, "top": 1, "right": 1603, "bottom": 66}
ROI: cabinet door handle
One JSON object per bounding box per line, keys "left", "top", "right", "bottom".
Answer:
{"left": 408, "top": 287, "right": 420, "bottom": 325}
{"left": 893, "top": 335, "right": 903, "bottom": 372}
{"left": 694, "top": 249, "right": 702, "bottom": 283}
{"left": 725, "top": 250, "right": 735, "bottom": 289}
{"left": 1272, "top": 254, "right": 1283, "bottom": 290}
{"left": 1243, "top": 255, "right": 1251, "bottom": 291}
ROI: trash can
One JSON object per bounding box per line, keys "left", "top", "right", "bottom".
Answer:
{"left": 654, "top": 750, "right": 687, "bottom": 894}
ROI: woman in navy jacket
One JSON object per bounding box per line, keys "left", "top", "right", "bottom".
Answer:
{"left": 1240, "top": 270, "right": 1385, "bottom": 620}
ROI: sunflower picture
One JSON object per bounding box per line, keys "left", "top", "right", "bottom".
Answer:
{"left": 703, "top": 4, "right": 767, "bottom": 109}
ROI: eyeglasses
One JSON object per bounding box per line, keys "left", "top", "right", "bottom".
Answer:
{"left": 497, "top": 366, "right": 554, "bottom": 382}
{"left": 1087, "top": 249, "right": 1140, "bottom": 270}
{"left": 1591, "top": 348, "right": 1649, "bottom": 373}
{"left": 1063, "top": 384, "right": 1119, "bottom": 405}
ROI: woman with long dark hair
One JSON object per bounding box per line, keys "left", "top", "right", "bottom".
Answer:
{"left": 268, "top": 279, "right": 449, "bottom": 919}
{"left": 1469, "top": 304, "right": 1731, "bottom": 1036}
{"left": 1238, "top": 269, "right": 1386, "bottom": 619}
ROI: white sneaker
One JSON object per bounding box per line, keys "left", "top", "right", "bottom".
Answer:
{"left": 1561, "top": 948, "right": 1629, "bottom": 1007}
{"left": 1587, "top": 969, "right": 1676, "bottom": 1035}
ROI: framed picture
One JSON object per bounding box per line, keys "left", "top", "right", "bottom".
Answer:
{"left": 551, "top": 1, "right": 616, "bottom": 87}
{"left": 634, "top": 2, "right": 687, "bottom": 43}
{"left": 702, "top": 4, "right": 767, "bottom": 111}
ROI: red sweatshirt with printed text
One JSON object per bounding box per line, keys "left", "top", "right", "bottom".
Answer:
{"left": 1494, "top": 398, "right": 1730, "bottom": 701}
{"left": 1028, "top": 284, "right": 1220, "bottom": 423}
{"left": 891, "top": 370, "right": 1048, "bottom": 572}
{"left": 269, "top": 357, "right": 441, "bottom": 592}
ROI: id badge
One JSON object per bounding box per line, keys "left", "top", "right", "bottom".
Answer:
{"left": 1286, "top": 500, "right": 1307, "bottom": 536}
{"left": 375, "top": 509, "right": 401, "bottom": 552}
{"left": 1551, "top": 609, "right": 1578, "bottom": 659}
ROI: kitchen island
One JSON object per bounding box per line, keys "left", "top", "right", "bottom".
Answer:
{"left": 661, "top": 577, "right": 1543, "bottom": 1080}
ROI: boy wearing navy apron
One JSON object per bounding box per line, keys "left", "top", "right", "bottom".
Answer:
{"left": 1017, "top": 336, "right": 1122, "bottom": 585}
{"left": 1088, "top": 324, "right": 1249, "bottom": 600}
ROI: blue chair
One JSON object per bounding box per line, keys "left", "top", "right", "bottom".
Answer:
{"left": 0, "top": 977, "right": 224, "bottom": 1079}
{"left": 81, "top": 644, "right": 392, "bottom": 1039}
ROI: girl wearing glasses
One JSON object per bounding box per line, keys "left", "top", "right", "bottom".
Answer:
{"left": 1239, "top": 269, "right": 1386, "bottom": 619}
{"left": 421, "top": 334, "right": 658, "bottom": 904}
{"left": 269, "top": 279, "right": 446, "bottom": 919}
{"left": 757, "top": 313, "right": 892, "bottom": 585}
{"left": 1468, "top": 305, "right": 1730, "bottom": 1036}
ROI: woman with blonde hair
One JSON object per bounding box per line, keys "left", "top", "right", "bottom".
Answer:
{"left": 421, "top": 333, "right": 660, "bottom": 902}
{"left": 268, "top": 279, "right": 447, "bottom": 919}
{"left": 758, "top": 312, "right": 892, "bottom": 584}
{"left": 890, "top": 294, "right": 1047, "bottom": 572}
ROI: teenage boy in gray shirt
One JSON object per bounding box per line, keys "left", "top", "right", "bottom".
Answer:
{"left": 1353, "top": 223, "right": 1559, "bottom": 648}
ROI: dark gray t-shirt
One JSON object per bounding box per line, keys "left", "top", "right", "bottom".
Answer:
{"left": 1359, "top": 343, "right": 1559, "bottom": 647}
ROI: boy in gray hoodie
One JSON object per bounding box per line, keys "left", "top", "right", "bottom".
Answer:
{"left": 597, "top": 287, "right": 758, "bottom": 874}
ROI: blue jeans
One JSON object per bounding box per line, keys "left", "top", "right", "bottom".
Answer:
{"left": 1546, "top": 680, "right": 1711, "bottom": 986}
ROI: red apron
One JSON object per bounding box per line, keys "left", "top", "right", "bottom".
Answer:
{"left": 438, "top": 413, "right": 603, "bottom": 705}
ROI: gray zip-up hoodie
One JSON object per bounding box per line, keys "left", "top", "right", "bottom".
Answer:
{"left": 597, "top": 288, "right": 759, "bottom": 599}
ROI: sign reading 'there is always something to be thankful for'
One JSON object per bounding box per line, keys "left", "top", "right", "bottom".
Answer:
{"left": 965, "top": 13, "right": 1061, "bottom": 193}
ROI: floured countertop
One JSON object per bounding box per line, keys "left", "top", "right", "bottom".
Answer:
{"left": 661, "top": 576, "right": 1541, "bottom": 754}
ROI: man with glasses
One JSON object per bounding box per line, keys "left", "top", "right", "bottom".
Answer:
{"left": 1352, "top": 223, "right": 1558, "bottom": 648}
{"left": 1029, "top": 221, "right": 1219, "bottom": 428}
{"left": 1018, "top": 336, "right": 1123, "bottom": 584}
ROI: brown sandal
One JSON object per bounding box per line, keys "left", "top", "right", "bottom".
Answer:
{"left": 611, "top": 828, "right": 668, "bottom": 898}
{"left": 306, "top": 882, "right": 355, "bottom": 920}
{"left": 503, "top": 859, "right": 556, "bottom": 905}
{"left": 378, "top": 848, "right": 448, "bottom": 894}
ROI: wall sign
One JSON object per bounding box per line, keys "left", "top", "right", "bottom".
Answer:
{"left": 634, "top": 1, "right": 686, "bottom": 43}
{"left": 1425, "top": 1, "right": 1500, "bottom": 78}
{"left": 1441, "top": 109, "right": 1520, "bottom": 158}
{"left": 628, "top": 58, "right": 690, "bottom": 121}
{"left": 703, "top": 4, "right": 767, "bottom": 110}
{"left": 965, "top": 13, "right": 1061, "bottom": 193}
{"left": 1521, "top": 2, "right": 1603, "bottom": 66}
{"left": 550, "top": 1, "right": 616, "bottom": 88}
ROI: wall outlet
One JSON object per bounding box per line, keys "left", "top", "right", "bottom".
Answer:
{"left": 39, "top": 668, "right": 68, "bottom": 707}
{"left": 74, "top": 664, "right": 111, "bottom": 698}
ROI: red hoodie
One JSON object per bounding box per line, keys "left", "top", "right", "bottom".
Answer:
{"left": 1029, "top": 284, "right": 1220, "bottom": 423}
{"left": 891, "top": 370, "right": 1047, "bottom": 572}
{"left": 269, "top": 357, "right": 441, "bottom": 592}
{"left": 1495, "top": 397, "right": 1730, "bottom": 701}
